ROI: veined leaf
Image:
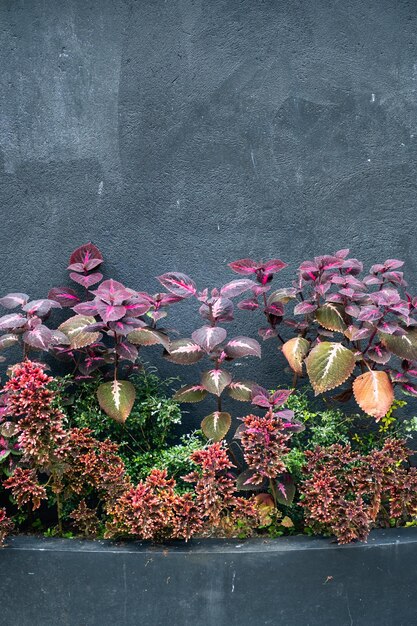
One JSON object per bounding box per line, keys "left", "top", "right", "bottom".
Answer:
{"left": 267, "top": 288, "right": 297, "bottom": 305}
{"left": 164, "top": 338, "right": 204, "bottom": 364}
{"left": 228, "top": 380, "right": 256, "bottom": 402}
{"left": 224, "top": 336, "right": 261, "bottom": 359}
{"left": 191, "top": 325, "right": 227, "bottom": 352}
{"left": 156, "top": 272, "right": 196, "bottom": 298}
{"left": 201, "top": 411, "right": 231, "bottom": 441}
{"left": 97, "top": 380, "right": 136, "bottom": 423}
{"left": 352, "top": 370, "right": 394, "bottom": 420}
{"left": 316, "top": 303, "right": 347, "bottom": 332}
{"left": 282, "top": 337, "right": 310, "bottom": 375}
{"left": 305, "top": 342, "right": 356, "bottom": 394}
{"left": 220, "top": 279, "right": 256, "bottom": 298}
{"left": 173, "top": 384, "right": 208, "bottom": 403}
{"left": 58, "top": 315, "right": 99, "bottom": 349}
{"left": 379, "top": 328, "right": 417, "bottom": 361}
{"left": 0, "top": 334, "right": 19, "bottom": 350}
{"left": 127, "top": 327, "right": 170, "bottom": 351}
{"left": 201, "top": 369, "right": 232, "bottom": 396}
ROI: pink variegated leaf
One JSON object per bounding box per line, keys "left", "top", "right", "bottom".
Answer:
{"left": 367, "top": 345, "right": 391, "bottom": 365}
{"left": 22, "top": 299, "right": 61, "bottom": 317}
{"left": 357, "top": 306, "right": 383, "bottom": 322}
{"left": 228, "top": 380, "right": 256, "bottom": 402}
{"left": 258, "top": 327, "right": 278, "bottom": 340}
{"left": 236, "top": 469, "right": 267, "bottom": 491}
{"left": 341, "top": 258, "right": 363, "bottom": 275}
{"left": 95, "top": 301, "right": 126, "bottom": 323}
{"left": 344, "top": 325, "right": 373, "bottom": 341}
{"left": 263, "top": 259, "right": 287, "bottom": 273}
{"left": 156, "top": 272, "right": 196, "bottom": 298}
{"left": 97, "top": 380, "right": 136, "bottom": 423}
{"left": 275, "top": 473, "right": 296, "bottom": 506}
{"left": 238, "top": 298, "right": 259, "bottom": 311}
{"left": 157, "top": 293, "right": 185, "bottom": 306}
{"left": 164, "top": 338, "right": 204, "bottom": 364}
{"left": 384, "top": 259, "right": 404, "bottom": 270}
{"left": 128, "top": 327, "right": 170, "bottom": 351}
{"left": 270, "top": 389, "right": 292, "bottom": 407}
{"left": 363, "top": 275, "right": 383, "bottom": 286}
{"left": 23, "top": 325, "right": 53, "bottom": 350}
{"left": 72, "top": 301, "right": 99, "bottom": 316}
{"left": 383, "top": 271, "right": 407, "bottom": 286}
{"left": 293, "top": 301, "right": 317, "bottom": 315}
{"left": 58, "top": 315, "right": 100, "bottom": 349}
{"left": 224, "top": 336, "right": 261, "bottom": 359}
{"left": 335, "top": 249, "right": 350, "bottom": 258}
{"left": 48, "top": 287, "right": 81, "bottom": 307}
{"left": 191, "top": 325, "right": 227, "bottom": 353}
{"left": 228, "top": 259, "right": 258, "bottom": 275}
{"left": 251, "top": 385, "right": 271, "bottom": 408}
{"left": 201, "top": 411, "right": 231, "bottom": 441}
{"left": 220, "top": 279, "right": 256, "bottom": 298}
{"left": 68, "top": 242, "right": 103, "bottom": 272}
{"left": 201, "top": 369, "right": 232, "bottom": 396}
{"left": 91, "top": 279, "right": 135, "bottom": 305}
{"left": 0, "top": 293, "right": 29, "bottom": 309}
{"left": 69, "top": 272, "right": 103, "bottom": 288}
{"left": 173, "top": 384, "right": 207, "bottom": 403}
{"left": 0, "top": 314, "right": 27, "bottom": 331}
{"left": 211, "top": 297, "right": 234, "bottom": 322}
{"left": 108, "top": 318, "right": 146, "bottom": 336}
{"left": 116, "top": 342, "right": 139, "bottom": 363}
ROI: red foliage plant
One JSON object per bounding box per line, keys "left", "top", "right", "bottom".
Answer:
{"left": 184, "top": 442, "right": 259, "bottom": 536}
{"left": 300, "top": 439, "right": 417, "bottom": 544}
{"left": 105, "top": 468, "right": 202, "bottom": 541}
{"left": 2, "top": 360, "right": 131, "bottom": 537}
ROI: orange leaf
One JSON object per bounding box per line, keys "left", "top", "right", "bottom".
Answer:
{"left": 352, "top": 371, "right": 394, "bottom": 420}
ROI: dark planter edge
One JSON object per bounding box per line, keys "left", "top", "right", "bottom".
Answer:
{"left": 4, "top": 526, "right": 417, "bottom": 554}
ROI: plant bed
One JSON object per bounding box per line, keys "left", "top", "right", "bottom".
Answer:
{"left": 2, "top": 528, "right": 417, "bottom": 626}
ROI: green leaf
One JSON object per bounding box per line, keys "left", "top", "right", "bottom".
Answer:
{"left": 58, "top": 315, "right": 99, "bottom": 349}
{"left": 315, "top": 303, "right": 347, "bottom": 332}
{"left": 267, "top": 288, "right": 297, "bottom": 305}
{"left": 201, "top": 412, "right": 231, "bottom": 441}
{"left": 305, "top": 342, "right": 355, "bottom": 394}
{"left": 379, "top": 328, "right": 417, "bottom": 361}
{"left": 96, "top": 380, "right": 136, "bottom": 423}
{"left": 282, "top": 337, "right": 310, "bottom": 375}
{"left": 201, "top": 369, "right": 232, "bottom": 396}
{"left": 228, "top": 380, "right": 256, "bottom": 402}
{"left": 173, "top": 384, "right": 208, "bottom": 403}
{"left": 127, "top": 327, "right": 170, "bottom": 351}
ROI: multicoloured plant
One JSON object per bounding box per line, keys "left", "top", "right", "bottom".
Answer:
{"left": 156, "top": 271, "right": 263, "bottom": 439}
{"left": 233, "top": 250, "right": 417, "bottom": 419}
{"left": 300, "top": 438, "right": 417, "bottom": 543}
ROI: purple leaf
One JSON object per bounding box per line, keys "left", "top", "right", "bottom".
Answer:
{"left": 263, "top": 259, "right": 287, "bottom": 273}
{"left": 91, "top": 279, "right": 135, "bottom": 305}
{"left": 72, "top": 301, "right": 98, "bottom": 316}
{"left": 48, "top": 287, "right": 81, "bottom": 307}
{"left": 228, "top": 259, "right": 258, "bottom": 275}
{"left": 95, "top": 301, "right": 126, "bottom": 323}
{"left": 23, "top": 325, "right": 53, "bottom": 350}
{"left": 220, "top": 279, "right": 256, "bottom": 298}
{"left": 192, "top": 325, "right": 227, "bottom": 353}
{"left": 156, "top": 272, "right": 196, "bottom": 298}
{"left": 0, "top": 293, "right": 29, "bottom": 309}
{"left": 22, "top": 299, "right": 61, "bottom": 316}
{"left": 70, "top": 272, "right": 103, "bottom": 288}
{"left": 238, "top": 298, "right": 259, "bottom": 311}
{"left": 270, "top": 389, "right": 292, "bottom": 407}
{"left": 258, "top": 327, "right": 278, "bottom": 340}
{"left": 0, "top": 314, "right": 27, "bottom": 331}
{"left": 116, "top": 342, "right": 139, "bottom": 363}
{"left": 224, "top": 336, "right": 261, "bottom": 359}
{"left": 384, "top": 259, "right": 404, "bottom": 270}
{"left": 294, "top": 302, "right": 317, "bottom": 315}
{"left": 68, "top": 242, "right": 103, "bottom": 272}
{"left": 251, "top": 385, "right": 271, "bottom": 408}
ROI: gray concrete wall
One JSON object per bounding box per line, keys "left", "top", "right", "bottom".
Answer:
{"left": 1, "top": 0, "right": 417, "bottom": 392}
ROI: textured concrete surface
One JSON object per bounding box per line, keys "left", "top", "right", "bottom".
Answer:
{"left": 1, "top": 0, "right": 417, "bottom": 394}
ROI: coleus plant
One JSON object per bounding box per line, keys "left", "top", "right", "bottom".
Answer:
{"left": 277, "top": 251, "right": 417, "bottom": 419}
{"left": 156, "top": 271, "right": 263, "bottom": 440}
{"left": 49, "top": 244, "right": 183, "bottom": 423}
{"left": 0, "top": 292, "right": 67, "bottom": 360}
{"left": 234, "top": 386, "right": 304, "bottom": 508}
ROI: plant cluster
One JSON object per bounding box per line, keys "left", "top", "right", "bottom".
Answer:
{"left": 300, "top": 439, "right": 417, "bottom": 543}
{"left": 0, "top": 245, "right": 416, "bottom": 545}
